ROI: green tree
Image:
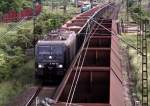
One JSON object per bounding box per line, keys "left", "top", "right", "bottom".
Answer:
{"left": 0, "top": 0, "right": 32, "bottom": 13}
{"left": 130, "top": 5, "right": 150, "bottom": 23}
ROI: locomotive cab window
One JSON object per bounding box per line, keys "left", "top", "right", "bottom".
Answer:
{"left": 38, "top": 46, "right": 51, "bottom": 55}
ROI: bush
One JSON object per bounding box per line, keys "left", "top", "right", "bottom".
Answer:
{"left": 0, "top": 0, "right": 32, "bottom": 13}
{"left": 129, "top": 5, "right": 150, "bottom": 23}
{"left": 0, "top": 27, "right": 34, "bottom": 82}
{"left": 0, "top": 81, "right": 22, "bottom": 106}
{"left": 35, "top": 12, "right": 71, "bottom": 34}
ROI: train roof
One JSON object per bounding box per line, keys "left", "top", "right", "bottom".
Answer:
{"left": 37, "top": 30, "right": 76, "bottom": 46}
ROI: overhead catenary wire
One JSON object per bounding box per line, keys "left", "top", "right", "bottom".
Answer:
{"left": 61, "top": 102, "right": 83, "bottom": 106}
{"left": 65, "top": 19, "right": 97, "bottom": 105}
{"left": 91, "top": 18, "right": 143, "bottom": 55}
{"left": 53, "top": 3, "right": 116, "bottom": 103}
{"left": 53, "top": 23, "right": 93, "bottom": 102}
{"left": 68, "top": 33, "right": 91, "bottom": 106}
{"left": 67, "top": 19, "right": 105, "bottom": 106}
{"left": 93, "top": 1, "right": 142, "bottom": 54}
{"left": 66, "top": 22, "right": 91, "bottom": 106}
{"left": 65, "top": 19, "right": 107, "bottom": 103}
{"left": 0, "top": 16, "right": 34, "bottom": 39}
{"left": 66, "top": 20, "right": 95, "bottom": 106}
{"left": 36, "top": 97, "right": 84, "bottom": 106}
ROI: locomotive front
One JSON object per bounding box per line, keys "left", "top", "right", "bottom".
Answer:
{"left": 36, "top": 43, "right": 65, "bottom": 70}
{"left": 35, "top": 30, "right": 76, "bottom": 81}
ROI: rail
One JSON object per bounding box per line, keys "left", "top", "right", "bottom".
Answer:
{"left": 25, "top": 86, "right": 42, "bottom": 106}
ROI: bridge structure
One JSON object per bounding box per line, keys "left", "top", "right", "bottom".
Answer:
{"left": 52, "top": 2, "right": 124, "bottom": 106}
{"left": 11, "top": 2, "right": 126, "bottom": 106}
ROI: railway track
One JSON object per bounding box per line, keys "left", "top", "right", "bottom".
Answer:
{"left": 12, "top": 2, "right": 125, "bottom": 106}
{"left": 24, "top": 4, "right": 112, "bottom": 106}
{"left": 25, "top": 86, "right": 58, "bottom": 106}
{"left": 25, "top": 86, "right": 42, "bottom": 106}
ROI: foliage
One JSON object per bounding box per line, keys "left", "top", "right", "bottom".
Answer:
{"left": 129, "top": 4, "right": 150, "bottom": 36}
{"left": 0, "top": 5, "right": 76, "bottom": 105}
{"left": 128, "top": 0, "right": 150, "bottom": 24}
{"left": 0, "top": 48, "right": 25, "bottom": 82}
{"left": 0, "top": 27, "right": 34, "bottom": 82}
{"left": 0, "top": 11, "right": 72, "bottom": 82}
{"left": 0, "top": 25, "right": 35, "bottom": 105}
{"left": 0, "top": 0, "right": 32, "bottom": 13}
{"left": 130, "top": 5, "right": 150, "bottom": 22}
{"left": 128, "top": 0, "right": 136, "bottom": 8}
{"left": 13, "top": 60, "right": 35, "bottom": 85}
{"left": 34, "top": 13, "right": 71, "bottom": 35}
{"left": 0, "top": 0, "right": 10, "bottom": 13}
{"left": 0, "top": 81, "right": 23, "bottom": 106}
{"left": 122, "top": 34, "right": 150, "bottom": 104}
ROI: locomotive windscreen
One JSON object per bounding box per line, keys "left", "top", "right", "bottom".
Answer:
{"left": 36, "top": 44, "right": 65, "bottom": 65}
{"left": 38, "top": 45, "right": 64, "bottom": 55}
{"left": 38, "top": 46, "right": 51, "bottom": 55}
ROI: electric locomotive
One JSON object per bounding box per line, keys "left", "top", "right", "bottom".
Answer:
{"left": 35, "top": 29, "right": 76, "bottom": 81}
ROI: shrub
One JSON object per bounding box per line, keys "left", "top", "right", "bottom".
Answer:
{"left": 35, "top": 13, "right": 71, "bottom": 35}
{"left": 0, "top": 0, "right": 32, "bottom": 13}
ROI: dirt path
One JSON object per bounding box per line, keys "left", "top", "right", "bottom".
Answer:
{"left": 121, "top": 47, "right": 141, "bottom": 106}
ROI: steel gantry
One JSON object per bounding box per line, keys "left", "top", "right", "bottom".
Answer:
{"left": 137, "top": 0, "right": 142, "bottom": 54}
{"left": 141, "top": 20, "right": 149, "bottom": 106}
{"left": 136, "top": 0, "right": 149, "bottom": 105}
{"left": 126, "top": 0, "right": 129, "bottom": 23}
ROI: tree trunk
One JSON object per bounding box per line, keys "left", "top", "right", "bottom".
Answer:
{"left": 63, "top": 0, "right": 67, "bottom": 14}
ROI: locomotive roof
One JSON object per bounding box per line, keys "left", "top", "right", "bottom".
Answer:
{"left": 43, "top": 30, "right": 75, "bottom": 40}
{"left": 37, "top": 30, "right": 76, "bottom": 46}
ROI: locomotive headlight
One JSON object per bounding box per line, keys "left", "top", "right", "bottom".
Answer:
{"left": 38, "top": 64, "right": 44, "bottom": 68}
{"left": 49, "top": 56, "right": 52, "bottom": 59}
{"left": 58, "top": 64, "right": 63, "bottom": 68}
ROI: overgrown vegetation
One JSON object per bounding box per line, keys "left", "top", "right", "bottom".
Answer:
{"left": 0, "top": 27, "right": 33, "bottom": 80}
{"left": 0, "top": 25, "right": 35, "bottom": 105}
{"left": 34, "top": 13, "right": 71, "bottom": 35}
{"left": 120, "top": 0, "right": 150, "bottom": 104}
{"left": 128, "top": 0, "right": 150, "bottom": 23}
{"left": 0, "top": 2, "right": 77, "bottom": 105}
{"left": 0, "top": 0, "right": 32, "bottom": 14}
{"left": 121, "top": 35, "right": 150, "bottom": 104}
{"left": 0, "top": 4, "right": 73, "bottom": 82}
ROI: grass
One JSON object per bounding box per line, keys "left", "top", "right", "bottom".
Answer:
{"left": 0, "top": 59, "right": 35, "bottom": 106}
{"left": 0, "top": 19, "right": 34, "bottom": 106}
{"left": 0, "top": 23, "right": 9, "bottom": 34}
{"left": 0, "top": 81, "right": 20, "bottom": 106}
{"left": 0, "top": 5, "right": 78, "bottom": 106}
{"left": 119, "top": 1, "right": 150, "bottom": 103}
{"left": 121, "top": 34, "right": 150, "bottom": 105}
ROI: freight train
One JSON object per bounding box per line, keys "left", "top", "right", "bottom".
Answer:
{"left": 35, "top": 30, "right": 76, "bottom": 82}
{"left": 35, "top": 3, "right": 110, "bottom": 82}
